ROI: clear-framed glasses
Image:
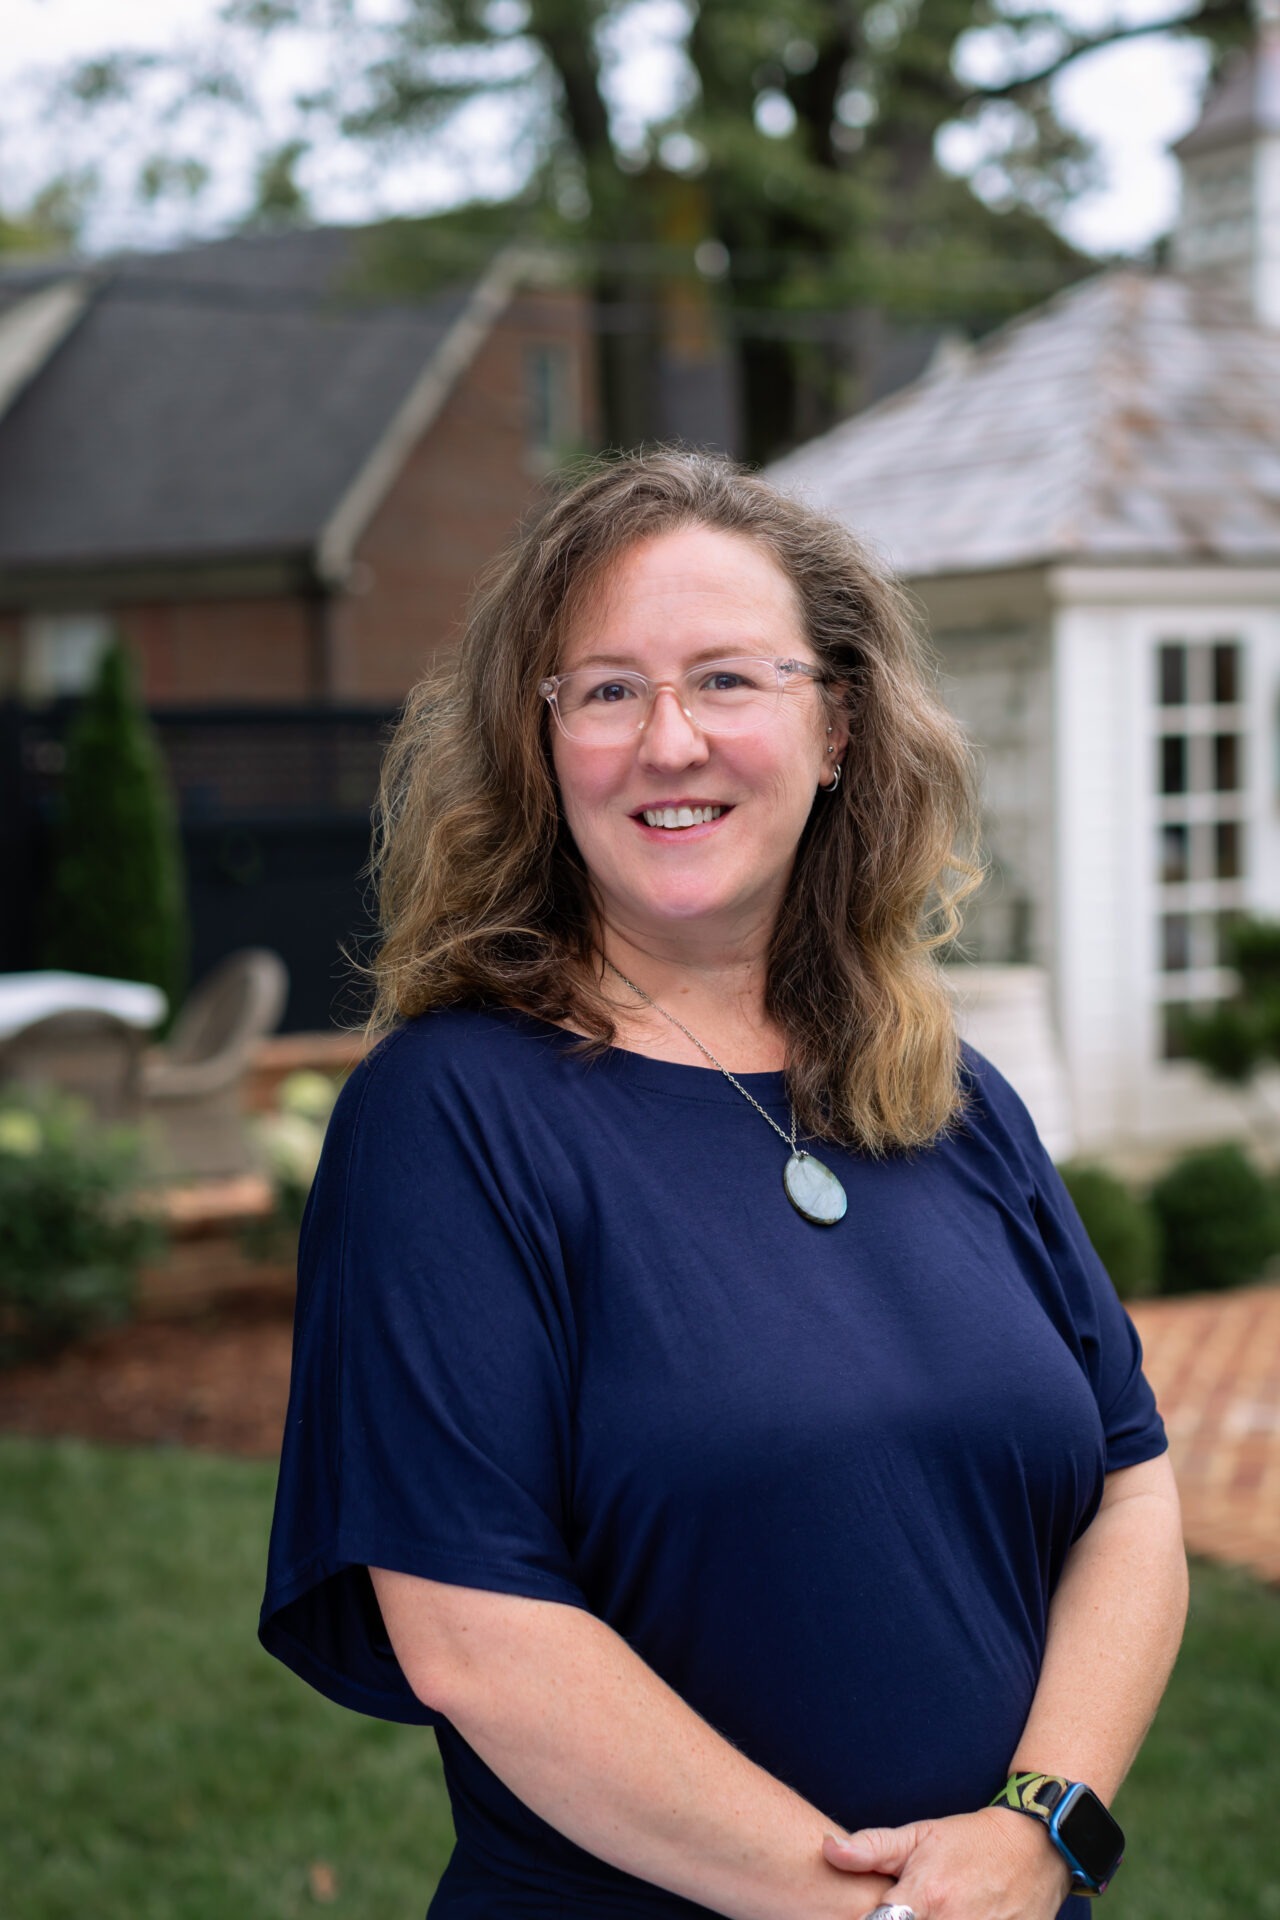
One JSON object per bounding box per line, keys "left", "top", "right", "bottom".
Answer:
{"left": 539, "top": 656, "right": 826, "bottom": 744}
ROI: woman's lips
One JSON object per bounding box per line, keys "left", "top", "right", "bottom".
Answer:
{"left": 639, "top": 804, "right": 723, "bottom": 829}
{"left": 630, "top": 803, "right": 731, "bottom": 840}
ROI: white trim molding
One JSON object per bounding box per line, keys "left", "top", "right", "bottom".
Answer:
{"left": 315, "top": 246, "right": 547, "bottom": 586}
{"left": 0, "top": 278, "right": 92, "bottom": 425}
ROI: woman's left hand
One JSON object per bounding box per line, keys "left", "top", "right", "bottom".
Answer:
{"left": 822, "top": 1808, "right": 1073, "bottom": 1920}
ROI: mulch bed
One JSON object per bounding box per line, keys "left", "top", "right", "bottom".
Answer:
{"left": 0, "top": 1296, "right": 295, "bottom": 1458}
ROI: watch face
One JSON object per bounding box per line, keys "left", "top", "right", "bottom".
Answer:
{"left": 1057, "top": 1786, "right": 1125, "bottom": 1884}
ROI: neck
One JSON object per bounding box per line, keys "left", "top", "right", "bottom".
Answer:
{"left": 597, "top": 920, "right": 769, "bottom": 1015}
{"left": 593, "top": 918, "right": 785, "bottom": 1073}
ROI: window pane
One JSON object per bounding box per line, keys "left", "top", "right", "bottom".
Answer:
{"left": 21, "top": 611, "right": 112, "bottom": 699}
{"left": 1212, "top": 642, "right": 1240, "bottom": 705}
{"left": 525, "top": 343, "right": 575, "bottom": 460}
{"left": 1159, "top": 824, "right": 1190, "bottom": 883}
{"left": 1213, "top": 733, "right": 1242, "bottom": 792}
{"left": 1160, "top": 736, "right": 1188, "bottom": 794}
{"left": 1162, "top": 913, "right": 1192, "bottom": 971}
{"left": 1162, "top": 1004, "right": 1194, "bottom": 1061}
{"left": 1215, "top": 819, "right": 1243, "bottom": 879}
{"left": 1157, "top": 644, "right": 1186, "bottom": 706}
{"left": 1214, "top": 909, "right": 1245, "bottom": 967}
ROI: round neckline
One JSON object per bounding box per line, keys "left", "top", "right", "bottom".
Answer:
{"left": 491, "top": 1006, "right": 792, "bottom": 1110}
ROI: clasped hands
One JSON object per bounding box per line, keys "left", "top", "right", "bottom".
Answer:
{"left": 823, "top": 1807, "right": 1074, "bottom": 1920}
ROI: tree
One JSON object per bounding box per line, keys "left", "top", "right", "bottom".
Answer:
{"left": 41, "top": 640, "right": 188, "bottom": 1023}
{"left": 1180, "top": 918, "right": 1280, "bottom": 1156}
{"left": 0, "top": 171, "right": 100, "bottom": 257}
{"left": 39, "top": 0, "right": 1255, "bottom": 458}
{"left": 243, "top": 139, "right": 313, "bottom": 228}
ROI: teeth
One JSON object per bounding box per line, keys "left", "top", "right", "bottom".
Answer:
{"left": 641, "top": 806, "right": 723, "bottom": 829}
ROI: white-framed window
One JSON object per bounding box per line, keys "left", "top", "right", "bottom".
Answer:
{"left": 524, "top": 341, "right": 578, "bottom": 470}
{"left": 1152, "top": 637, "right": 1248, "bottom": 1059}
{"left": 22, "top": 611, "right": 112, "bottom": 700}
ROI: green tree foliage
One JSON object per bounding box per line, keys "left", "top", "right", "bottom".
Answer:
{"left": 1149, "top": 1143, "right": 1280, "bottom": 1296}
{"left": 1182, "top": 917, "right": 1280, "bottom": 1083}
{"left": 41, "top": 640, "right": 188, "bottom": 1020}
{"left": 0, "top": 170, "right": 100, "bottom": 256}
{"left": 41, "top": 0, "right": 1254, "bottom": 456}
{"left": 242, "top": 139, "right": 313, "bottom": 228}
{"left": 1058, "top": 1162, "right": 1159, "bottom": 1300}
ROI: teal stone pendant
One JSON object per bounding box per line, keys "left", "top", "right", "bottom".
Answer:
{"left": 782, "top": 1150, "right": 847, "bottom": 1226}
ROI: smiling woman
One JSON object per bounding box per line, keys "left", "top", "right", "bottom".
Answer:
{"left": 260, "top": 450, "right": 1187, "bottom": 1920}
{"left": 545, "top": 527, "right": 844, "bottom": 985}
{"left": 363, "top": 453, "right": 979, "bottom": 1143}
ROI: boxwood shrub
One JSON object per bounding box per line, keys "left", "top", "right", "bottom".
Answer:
{"left": 1149, "top": 1142, "right": 1280, "bottom": 1295}
{"left": 1058, "top": 1162, "right": 1160, "bottom": 1300}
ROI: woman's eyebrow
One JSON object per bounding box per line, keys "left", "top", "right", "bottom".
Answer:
{"left": 566, "top": 644, "right": 772, "bottom": 670}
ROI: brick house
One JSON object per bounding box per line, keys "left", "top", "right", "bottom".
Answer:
{"left": 0, "top": 225, "right": 597, "bottom": 706}
{"left": 0, "top": 226, "right": 598, "bottom": 1023}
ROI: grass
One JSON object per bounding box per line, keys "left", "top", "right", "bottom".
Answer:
{"left": 1115, "top": 1554, "right": 1280, "bottom": 1918}
{"left": 0, "top": 1439, "right": 452, "bottom": 1920}
{"left": 1, "top": 1436, "right": 1278, "bottom": 1918}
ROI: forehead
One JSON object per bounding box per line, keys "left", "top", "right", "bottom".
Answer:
{"left": 559, "top": 525, "right": 808, "bottom": 668}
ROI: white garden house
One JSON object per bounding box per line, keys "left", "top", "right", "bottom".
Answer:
{"left": 769, "top": 28, "right": 1280, "bottom": 1159}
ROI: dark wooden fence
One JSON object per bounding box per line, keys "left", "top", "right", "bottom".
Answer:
{"left": 1, "top": 701, "right": 397, "bottom": 1032}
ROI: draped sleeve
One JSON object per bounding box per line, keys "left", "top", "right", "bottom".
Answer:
{"left": 259, "top": 1022, "right": 586, "bottom": 1725}
{"left": 960, "top": 1044, "right": 1166, "bottom": 1475}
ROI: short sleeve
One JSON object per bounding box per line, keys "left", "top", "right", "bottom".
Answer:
{"left": 259, "top": 1022, "right": 587, "bottom": 1725}
{"left": 961, "top": 1047, "right": 1167, "bottom": 1476}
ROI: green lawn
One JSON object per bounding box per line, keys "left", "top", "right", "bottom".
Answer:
{"left": 1, "top": 1436, "right": 1278, "bottom": 1919}
{"left": 0, "top": 1439, "right": 451, "bottom": 1920}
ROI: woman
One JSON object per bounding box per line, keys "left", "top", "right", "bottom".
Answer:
{"left": 260, "top": 451, "right": 1187, "bottom": 1920}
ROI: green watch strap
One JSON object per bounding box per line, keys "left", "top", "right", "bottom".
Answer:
{"left": 990, "top": 1771, "right": 1071, "bottom": 1822}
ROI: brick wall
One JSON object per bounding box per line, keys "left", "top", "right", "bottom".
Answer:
{"left": 0, "top": 284, "right": 597, "bottom": 711}
{"left": 332, "top": 287, "right": 597, "bottom": 701}
{"left": 0, "top": 612, "right": 21, "bottom": 696}
{"left": 122, "top": 597, "right": 319, "bottom": 706}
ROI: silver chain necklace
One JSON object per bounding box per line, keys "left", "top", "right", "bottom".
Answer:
{"left": 604, "top": 959, "right": 848, "bottom": 1227}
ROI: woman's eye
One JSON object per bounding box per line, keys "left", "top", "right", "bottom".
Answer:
{"left": 701, "top": 669, "right": 753, "bottom": 692}
{"left": 585, "top": 679, "right": 637, "bottom": 704}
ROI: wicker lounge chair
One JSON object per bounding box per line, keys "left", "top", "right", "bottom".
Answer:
{"left": 141, "top": 948, "right": 289, "bottom": 1179}
{"left": 0, "top": 1007, "right": 145, "bottom": 1123}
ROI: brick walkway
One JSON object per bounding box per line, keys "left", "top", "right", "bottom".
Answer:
{"left": 1130, "top": 1285, "right": 1280, "bottom": 1584}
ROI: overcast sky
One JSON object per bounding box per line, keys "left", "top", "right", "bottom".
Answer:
{"left": 1, "top": 0, "right": 1214, "bottom": 258}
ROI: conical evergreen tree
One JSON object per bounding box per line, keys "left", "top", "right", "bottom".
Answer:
{"left": 41, "top": 638, "right": 188, "bottom": 1019}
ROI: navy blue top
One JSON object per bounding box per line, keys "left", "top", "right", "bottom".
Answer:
{"left": 260, "top": 1008, "right": 1166, "bottom": 1920}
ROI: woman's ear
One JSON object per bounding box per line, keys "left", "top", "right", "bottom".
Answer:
{"left": 822, "top": 711, "right": 850, "bottom": 783}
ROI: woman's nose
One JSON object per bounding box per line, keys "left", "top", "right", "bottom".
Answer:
{"left": 638, "top": 685, "right": 711, "bottom": 765}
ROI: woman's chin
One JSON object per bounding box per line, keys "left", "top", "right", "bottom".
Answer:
{"left": 610, "top": 883, "right": 770, "bottom": 937}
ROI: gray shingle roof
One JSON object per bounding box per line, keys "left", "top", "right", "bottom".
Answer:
{"left": 766, "top": 270, "right": 1280, "bottom": 578}
{"left": 0, "top": 227, "right": 472, "bottom": 575}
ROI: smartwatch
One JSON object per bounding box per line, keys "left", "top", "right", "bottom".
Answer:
{"left": 989, "top": 1772, "right": 1125, "bottom": 1896}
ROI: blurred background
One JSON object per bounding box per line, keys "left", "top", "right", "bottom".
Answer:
{"left": 1, "top": 1, "right": 1279, "bottom": 1915}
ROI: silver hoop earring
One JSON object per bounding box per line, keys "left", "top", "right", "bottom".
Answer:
{"left": 823, "top": 762, "right": 842, "bottom": 793}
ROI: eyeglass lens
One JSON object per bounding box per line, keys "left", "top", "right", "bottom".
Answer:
{"left": 551, "top": 658, "right": 798, "bottom": 741}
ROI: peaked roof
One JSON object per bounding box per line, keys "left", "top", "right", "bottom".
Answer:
{"left": 0, "top": 277, "right": 90, "bottom": 421}
{"left": 0, "top": 226, "right": 509, "bottom": 583}
{"left": 1174, "top": 28, "right": 1280, "bottom": 158}
{"left": 766, "top": 270, "right": 1280, "bottom": 579}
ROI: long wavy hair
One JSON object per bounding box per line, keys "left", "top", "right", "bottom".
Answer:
{"left": 368, "top": 449, "right": 982, "bottom": 1153}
